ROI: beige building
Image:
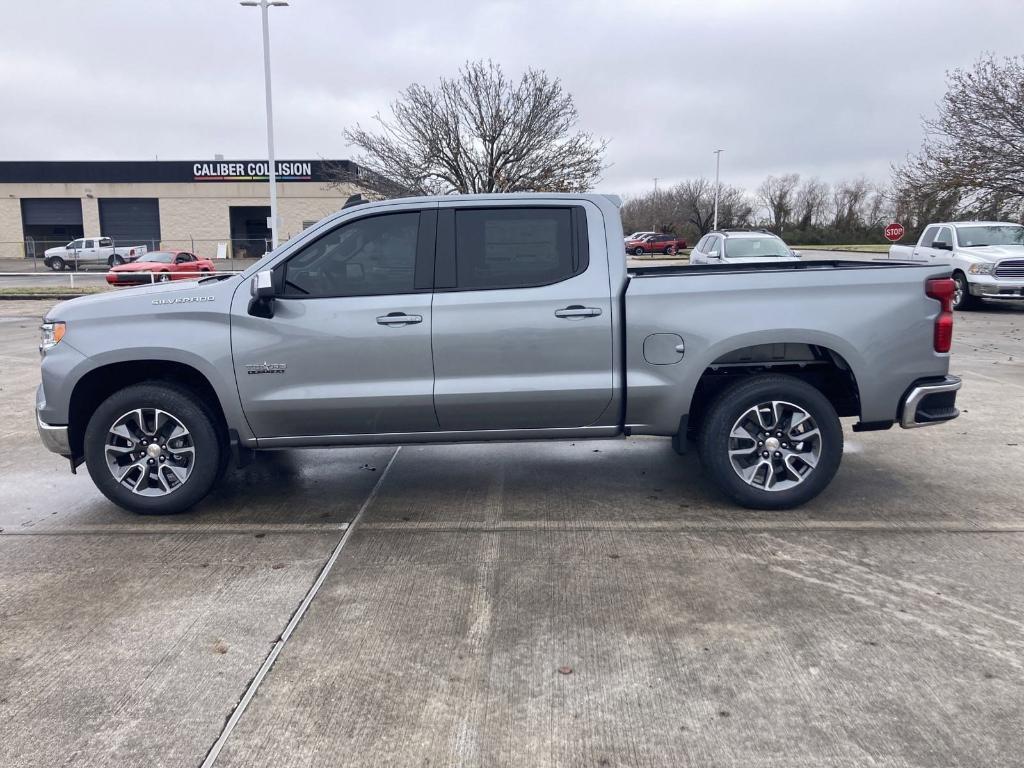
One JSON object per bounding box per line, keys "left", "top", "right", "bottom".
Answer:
{"left": 0, "top": 160, "right": 367, "bottom": 260}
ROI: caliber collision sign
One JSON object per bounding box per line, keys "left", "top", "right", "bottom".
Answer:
{"left": 884, "top": 222, "right": 905, "bottom": 242}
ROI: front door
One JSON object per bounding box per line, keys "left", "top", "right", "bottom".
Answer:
{"left": 231, "top": 208, "right": 439, "bottom": 439}
{"left": 431, "top": 203, "right": 615, "bottom": 432}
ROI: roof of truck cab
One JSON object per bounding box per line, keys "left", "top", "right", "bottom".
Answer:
{"left": 937, "top": 221, "right": 1022, "bottom": 228}
{"left": 353, "top": 192, "right": 620, "bottom": 208}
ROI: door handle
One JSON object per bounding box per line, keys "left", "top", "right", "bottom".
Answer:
{"left": 554, "top": 305, "right": 602, "bottom": 318}
{"left": 376, "top": 312, "right": 423, "bottom": 326}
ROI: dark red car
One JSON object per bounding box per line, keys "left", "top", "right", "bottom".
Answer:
{"left": 106, "top": 251, "right": 216, "bottom": 286}
{"left": 625, "top": 233, "right": 687, "bottom": 256}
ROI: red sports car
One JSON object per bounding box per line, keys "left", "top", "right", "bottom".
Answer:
{"left": 106, "top": 251, "right": 216, "bottom": 286}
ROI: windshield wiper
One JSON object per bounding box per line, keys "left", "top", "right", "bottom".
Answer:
{"left": 198, "top": 273, "right": 235, "bottom": 283}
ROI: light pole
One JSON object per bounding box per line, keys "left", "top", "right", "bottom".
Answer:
{"left": 713, "top": 149, "right": 723, "bottom": 230}
{"left": 652, "top": 177, "right": 659, "bottom": 231}
{"left": 240, "top": 0, "right": 288, "bottom": 251}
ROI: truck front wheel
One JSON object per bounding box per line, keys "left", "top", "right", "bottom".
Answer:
{"left": 697, "top": 374, "right": 843, "bottom": 509}
{"left": 49, "top": 257, "right": 65, "bottom": 271}
{"left": 952, "top": 272, "right": 980, "bottom": 311}
{"left": 83, "top": 382, "right": 223, "bottom": 515}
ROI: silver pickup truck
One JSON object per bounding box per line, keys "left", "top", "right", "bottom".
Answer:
{"left": 36, "top": 193, "right": 962, "bottom": 515}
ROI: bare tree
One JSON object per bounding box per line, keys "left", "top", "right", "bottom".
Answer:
{"left": 893, "top": 53, "right": 1024, "bottom": 221}
{"left": 794, "top": 178, "right": 830, "bottom": 230}
{"left": 830, "top": 178, "right": 872, "bottom": 231}
{"left": 620, "top": 179, "right": 753, "bottom": 240}
{"left": 757, "top": 173, "right": 800, "bottom": 233}
{"left": 337, "top": 60, "right": 607, "bottom": 195}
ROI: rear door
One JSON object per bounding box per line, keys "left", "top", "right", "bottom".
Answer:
{"left": 81, "top": 239, "right": 100, "bottom": 265}
{"left": 232, "top": 206, "right": 439, "bottom": 439}
{"left": 430, "top": 202, "right": 615, "bottom": 431}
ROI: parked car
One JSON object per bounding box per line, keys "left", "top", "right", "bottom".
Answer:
{"left": 44, "top": 237, "right": 148, "bottom": 271}
{"left": 105, "top": 251, "right": 215, "bottom": 286}
{"left": 887, "top": 221, "right": 1024, "bottom": 310}
{"left": 690, "top": 231, "right": 800, "bottom": 265}
{"left": 626, "top": 233, "right": 687, "bottom": 256}
{"left": 37, "top": 193, "right": 960, "bottom": 516}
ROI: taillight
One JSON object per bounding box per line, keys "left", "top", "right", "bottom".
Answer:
{"left": 926, "top": 277, "right": 955, "bottom": 353}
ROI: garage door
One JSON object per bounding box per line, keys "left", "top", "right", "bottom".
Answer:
{"left": 21, "top": 198, "right": 83, "bottom": 226}
{"left": 99, "top": 198, "right": 161, "bottom": 249}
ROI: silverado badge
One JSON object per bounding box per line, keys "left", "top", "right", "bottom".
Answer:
{"left": 245, "top": 362, "right": 287, "bottom": 375}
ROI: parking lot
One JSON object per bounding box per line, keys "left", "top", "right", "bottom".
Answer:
{"left": 1, "top": 297, "right": 1022, "bottom": 766}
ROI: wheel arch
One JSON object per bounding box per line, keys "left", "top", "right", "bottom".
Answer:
{"left": 685, "top": 340, "right": 862, "bottom": 439}
{"left": 68, "top": 360, "right": 228, "bottom": 459}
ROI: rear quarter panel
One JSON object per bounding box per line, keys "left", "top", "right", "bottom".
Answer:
{"left": 624, "top": 263, "right": 954, "bottom": 433}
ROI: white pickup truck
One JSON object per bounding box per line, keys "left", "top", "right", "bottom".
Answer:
{"left": 43, "top": 237, "right": 148, "bottom": 271}
{"left": 888, "top": 221, "right": 1024, "bottom": 310}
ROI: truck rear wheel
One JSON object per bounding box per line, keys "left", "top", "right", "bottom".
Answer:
{"left": 84, "top": 382, "right": 223, "bottom": 515}
{"left": 697, "top": 374, "right": 843, "bottom": 509}
{"left": 109, "top": 254, "right": 124, "bottom": 267}
{"left": 952, "top": 272, "right": 980, "bottom": 311}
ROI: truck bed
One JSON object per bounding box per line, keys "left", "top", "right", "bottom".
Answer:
{"left": 621, "top": 259, "right": 954, "bottom": 434}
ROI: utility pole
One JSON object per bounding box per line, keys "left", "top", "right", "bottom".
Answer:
{"left": 240, "top": 0, "right": 289, "bottom": 251}
{"left": 713, "top": 149, "right": 723, "bottom": 230}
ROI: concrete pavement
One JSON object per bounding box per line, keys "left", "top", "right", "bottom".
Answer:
{"left": 0, "top": 298, "right": 1022, "bottom": 766}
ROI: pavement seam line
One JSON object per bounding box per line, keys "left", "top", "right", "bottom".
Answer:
{"left": 198, "top": 446, "right": 402, "bottom": 768}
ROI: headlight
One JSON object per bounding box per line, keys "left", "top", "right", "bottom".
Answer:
{"left": 40, "top": 321, "right": 66, "bottom": 352}
{"left": 968, "top": 262, "right": 996, "bottom": 275}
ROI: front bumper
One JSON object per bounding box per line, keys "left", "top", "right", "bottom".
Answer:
{"left": 36, "top": 411, "right": 71, "bottom": 456}
{"left": 968, "top": 275, "right": 1024, "bottom": 299}
{"left": 899, "top": 375, "right": 962, "bottom": 429}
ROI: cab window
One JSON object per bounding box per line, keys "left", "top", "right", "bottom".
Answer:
{"left": 440, "top": 207, "right": 588, "bottom": 291}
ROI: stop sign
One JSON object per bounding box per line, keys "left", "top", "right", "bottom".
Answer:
{"left": 884, "top": 222, "right": 905, "bottom": 242}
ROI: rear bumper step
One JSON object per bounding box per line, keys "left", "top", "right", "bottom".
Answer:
{"left": 899, "top": 375, "right": 962, "bottom": 429}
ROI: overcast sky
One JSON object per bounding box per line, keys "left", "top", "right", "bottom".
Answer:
{"left": 1, "top": 0, "right": 1020, "bottom": 196}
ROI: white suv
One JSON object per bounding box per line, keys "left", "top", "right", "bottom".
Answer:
{"left": 690, "top": 231, "right": 800, "bottom": 265}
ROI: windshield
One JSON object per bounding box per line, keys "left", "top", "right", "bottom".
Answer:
{"left": 142, "top": 252, "right": 175, "bottom": 263}
{"left": 956, "top": 225, "right": 1024, "bottom": 247}
{"left": 724, "top": 236, "right": 791, "bottom": 258}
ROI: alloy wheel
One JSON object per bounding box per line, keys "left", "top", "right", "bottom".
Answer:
{"left": 727, "top": 400, "right": 822, "bottom": 491}
{"left": 104, "top": 408, "right": 195, "bottom": 496}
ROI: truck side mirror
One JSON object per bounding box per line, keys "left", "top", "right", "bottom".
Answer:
{"left": 248, "top": 269, "right": 277, "bottom": 318}
{"left": 933, "top": 241, "right": 952, "bottom": 251}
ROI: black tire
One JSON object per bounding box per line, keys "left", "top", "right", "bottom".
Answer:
{"left": 50, "top": 256, "right": 65, "bottom": 271}
{"left": 158, "top": 271, "right": 171, "bottom": 282}
{"left": 109, "top": 254, "right": 124, "bottom": 267}
{"left": 634, "top": 246, "right": 645, "bottom": 256}
{"left": 666, "top": 245, "right": 677, "bottom": 256}
{"left": 84, "top": 382, "right": 224, "bottom": 515}
{"left": 697, "top": 374, "right": 843, "bottom": 509}
{"left": 952, "top": 272, "right": 980, "bottom": 311}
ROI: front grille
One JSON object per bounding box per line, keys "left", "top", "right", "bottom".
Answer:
{"left": 995, "top": 259, "right": 1024, "bottom": 278}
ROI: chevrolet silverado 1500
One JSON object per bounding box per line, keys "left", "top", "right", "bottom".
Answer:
{"left": 36, "top": 193, "right": 962, "bottom": 514}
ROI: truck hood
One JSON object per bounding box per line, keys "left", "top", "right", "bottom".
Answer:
{"left": 45, "top": 276, "right": 239, "bottom": 322}
{"left": 958, "top": 244, "right": 1024, "bottom": 262}
{"left": 44, "top": 246, "right": 65, "bottom": 256}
